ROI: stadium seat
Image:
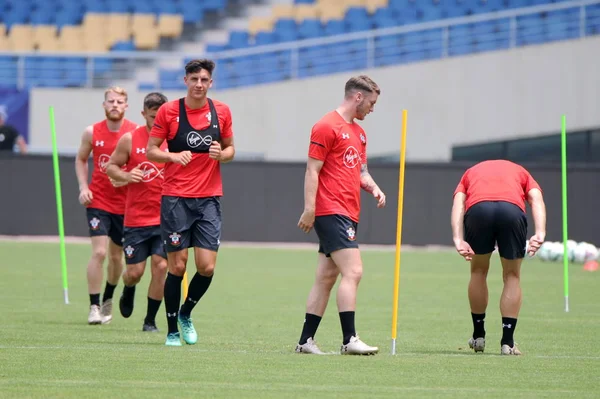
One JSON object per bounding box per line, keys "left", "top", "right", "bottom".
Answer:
{"left": 248, "top": 16, "right": 274, "bottom": 36}
{"left": 158, "top": 14, "right": 183, "bottom": 38}
{"left": 8, "top": 25, "right": 35, "bottom": 51}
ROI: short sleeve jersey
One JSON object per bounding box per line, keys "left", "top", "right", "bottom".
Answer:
{"left": 150, "top": 98, "right": 233, "bottom": 198}
{"left": 88, "top": 118, "right": 138, "bottom": 215}
{"left": 308, "top": 111, "right": 367, "bottom": 223}
{"left": 454, "top": 159, "right": 541, "bottom": 212}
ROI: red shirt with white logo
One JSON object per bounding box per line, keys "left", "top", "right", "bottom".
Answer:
{"left": 150, "top": 98, "right": 233, "bottom": 198}
{"left": 308, "top": 111, "right": 367, "bottom": 223}
{"left": 124, "top": 126, "right": 167, "bottom": 227}
{"left": 454, "top": 159, "right": 542, "bottom": 213}
{"left": 88, "top": 119, "right": 138, "bottom": 215}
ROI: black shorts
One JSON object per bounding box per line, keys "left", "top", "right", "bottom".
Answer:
{"left": 86, "top": 208, "right": 124, "bottom": 246}
{"left": 160, "top": 196, "right": 222, "bottom": 253}
{"left": 464, "top": 201, "right": 528, "bottom": 260}
{"left": 314, "top": 214, "right": 359, "bottom": 257}
{"left": 123, "top": 225, "right": 166, "bottom": 265}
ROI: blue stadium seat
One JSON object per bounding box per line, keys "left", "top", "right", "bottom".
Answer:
{"left": 324, "top": 19, "right": 346, "bottom": 36}
{"left": 345, "top": 7, "right": 371, "bottom": 33}
{"left": 298, "top": 19, "right": 323, "bottom": 39}
{"left": 30, "top": 10, "right": 55, "bottom": 25}
{"left": 418, "top": 5, "right": 443, "bottom": 22}
{"left": 274, "top": 18, "right": 298, "bottom": 42}
{"left": 111, "top": 41, "right": 136, "bottom": 51}
{"left": 255, "top": 31, "right": 277, "bottom": 46}
{"left": 228, "top": 30, "right": 250, "bottom": 49}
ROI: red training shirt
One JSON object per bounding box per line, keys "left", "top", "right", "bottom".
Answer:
{"left": 308, "top": 111, "right": 367, "bottom": 223}
{"left": 124, "top": 126, "right": 168, "bottom": 227}
{"left": 453, "top": 160, "right": 541, "bottom": 212}
{"left": 88, "top": 118, "right": 138, "bottom": 215}
{"left": 150, "top": 98, "right": 233, "bottom": 198}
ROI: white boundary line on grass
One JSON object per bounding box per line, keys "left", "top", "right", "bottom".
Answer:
{"left": 0, "top": 235, "right": 456, "bottom": 252}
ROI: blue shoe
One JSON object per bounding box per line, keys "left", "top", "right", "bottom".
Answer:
{"left": 178, "top": 313, "right": 198, "bottom": 345}
{"left": 165, "top": 332, "right": 182, "bottom": 346}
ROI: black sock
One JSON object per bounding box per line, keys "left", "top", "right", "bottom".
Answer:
{"left": 501, "top": 317, "right": 518, "bottom": 347}
{"left": 123, "top": 284, "right": 136, "bottom": 298}
{"left": 298, "top": 313, "right": 322, "bottom": 345}
{"left": 339, "top": 311, "right": 356, "bottom": 345}
{"left": 471, "top": 312, "right": 486, "bottom": 339}
{"left": 164, "top": 273, "right": 183, "bottom": 334}
{"left": 144, "top": 297, "right": 161, "bottom": 325}
{"left": 90, "top": 294, "right": 100, "bottom": 306}
{"left": 102, "top": 282, "right": 117, "bottom": 303}
{"left": 179, "top": 273, "right": 213, "bottom": 316}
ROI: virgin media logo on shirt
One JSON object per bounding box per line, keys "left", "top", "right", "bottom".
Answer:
{"left": 138, "top": 161, "right": 164, "bottom": 182}
{"left": 187, "top": 131, "right": 212, "bottom": 148}
{"left": 98, "top": 154, "right": 110, "bottom": 173}
{"left": 343, "top": 146, "right": 360, "bottom": 169}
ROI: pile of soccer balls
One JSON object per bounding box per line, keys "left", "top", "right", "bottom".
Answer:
{"left": 535, "top": 240, "right": 599, "bottom": 263}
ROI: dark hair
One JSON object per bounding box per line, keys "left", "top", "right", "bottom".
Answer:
{"left": 344, "top": 75, "right": 381, "bottom": 98}
{"left": 143, "top": 92, "right": 168, "bottom": 110}
{"left": 185, "top": 59, "right": 216, "bottom": 76}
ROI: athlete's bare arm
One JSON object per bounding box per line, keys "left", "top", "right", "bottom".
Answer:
{"left": 147, "top": 136, "right": 191, "bottom": 166}
{"left": 451, "top": 192, "right": 474, "bottom": 261}
{"left": 106, "top": 133, "right": 142, "bottom": 185}
{"left": 209, "top": 136, "right": 235, "bottom": 163}
{"left": 360, "top": 163, "right": 386, "bottom": 208}
{"left": 526, "top": 188, "right": 546, "bottom": 255}
{"left": 298, "top": 157, "right": 324, "bottom": 233}
{"left": 75, "top": 126, "right": 94, "bottom": 206}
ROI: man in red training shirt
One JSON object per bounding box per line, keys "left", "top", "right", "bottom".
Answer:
{"left": 106, "top": 92, "right": 169, "bottom": 332}
{"left": 147, "top": 59, "right": 235, "bottom": 347}
{"left": 451, "top": 159, "right": 547, "bottom": 356}
{"left": 75, "top": 86, "right": 138, "bottom": 325}
{"left": 296, "top": 75, "right": 386, "bottom": 356}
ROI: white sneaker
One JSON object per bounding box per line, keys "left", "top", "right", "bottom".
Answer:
{"left": 88, "top": 305, "right": 102, "bottom": 325}
{"left": 468, "top": 337, "right": 486, "bottom": 353}
{"left": 295, "top": 337, "right": 325, "bottom": 354}
{"left": 501, "top": 343, "right": 522, "bottom": 356}
{"left": 100, "top": 299, "right": 113, "bottom": 325}
{"left": 340, "top": 335, "right": 379, "bottom": 355}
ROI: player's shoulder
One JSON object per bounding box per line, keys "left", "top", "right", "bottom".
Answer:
{"left": 210, "top": 98, "right": 232, "bottom": 114}
{"left": 313, "top": 111, "right": 342, "bottom": 131}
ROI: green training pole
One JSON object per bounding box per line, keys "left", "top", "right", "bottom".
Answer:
{"left": 50, "top": 106, "right": 69, "bottom": 305}
{"left": 561, "top": 114, "right": 569, "bottom": 313}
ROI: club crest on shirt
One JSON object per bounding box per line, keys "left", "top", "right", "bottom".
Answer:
{"left": 98, "top": 154, "right": 110, "bottom": 173}
{"left": 89, "top": 217, "right": 100, "bottom": 230}
{"left": 169, "top": 232, "right": 181, "bottom": 246}
{"left": 206, "top": 111, "right": 211, "bottom": 123}
{"left": 343, "top": 146, "right": 360, "bottom": 169}
{"left": 124, "top": 245, "right": 135, "bottom": 258}
{"left": 346, "top": 227, "right": 356, "bottom": 241}
{"left": 360, "top": 133, "right": 366, "bottom": 144}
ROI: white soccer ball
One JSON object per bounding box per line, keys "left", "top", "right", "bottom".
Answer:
{"left": 537, "top": 241, "right": 553, "bottom": 261}
{"left": 574, "top": 242, "right": 589, "bottom": 263}
{"left": 549, "top": 242, "right": 565, "bottom": 262}
{"left": 566, "top": 240, "right": 578, "bottom": 262}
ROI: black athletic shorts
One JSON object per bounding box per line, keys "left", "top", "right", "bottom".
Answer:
{"left": 314, "top": 214, "right": 359, "bottom": 257}
{"left": 123, "top": 225, "right": 166, "bottom": 265}
{"left": 86, "top": 208, "right": 124, "bottom": 246}
{"left": 160, "top": 196, "right": 222, "bottom": 253}
{"left": 464, "top": 201, "right": 528, "bottom": 260}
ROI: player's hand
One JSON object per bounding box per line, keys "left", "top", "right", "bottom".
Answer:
{"left": 527, "top": 232, "right": 545, "bottom": 256}
{"left": 372, "top": 187, "right": 386, "bottom": 208}
{"left": 454, "top": 239, "right": 475, "bottom": 261}
{"left": 109, "top": 177, "right": 128, "bottom": 188}
{"left": 79, "top": 187, "right": 93, "bottom": 206}
{"left": 209, "top": 141, "right": 222, "bottom": 161}
{"left": 298, "top": 209, "right": 315, "bottom": 233}
{"left": 127, "top": 165, "right": 144, "bottom": 183}
{"left": 173, "top": 151, "right": 192, "bottom": 166}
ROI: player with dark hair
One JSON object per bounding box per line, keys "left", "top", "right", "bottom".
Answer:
{"left": 147, "top": 59, "right": 235, "bottom": 346}
{"left": 75, "top": 86, "right": 138, "bottom": 325}
{"left": 296, "top": 75, "right": 386, "bottom": 355}
{"left": 106, "top": 92, "right": 169, "bottom": 332}
{"left": 451, "top": 159, "right": 546, "bottom": 355}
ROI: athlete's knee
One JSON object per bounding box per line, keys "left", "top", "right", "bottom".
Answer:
{"left": 91, "top": 246, "right": 107, "bottom": 262}
{"left": 341, "top": 264, "right": 363, "bottom": 283}
{"left": 316, "top": 267, "right": 338, "bottom": 288}
{"left": 127, "top": 264, "right": 145, "bottom": 283}
{"left": 502, "top": 268, "right": 520, "bottom": 283}
{"left": 153, "top": 258, "right": 168, "bottom": 276}
{"left": 196, "top": 261, "right": 215, "bottom": 277}
{"left": 108, "top": 251, "right": 123, "bottom": 266}
{"left": 167, "top": 254, "right": 187, "bottom": 276}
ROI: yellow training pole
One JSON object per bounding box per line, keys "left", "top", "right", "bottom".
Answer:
{"left": 182, "top": 271, "right": 189, "bottom": 301}
{"left": 391, "top": 109, "right": 408, "bottom": 355}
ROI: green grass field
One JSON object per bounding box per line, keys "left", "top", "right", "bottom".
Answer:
{"left": 1, "top": 241, "right": 599, "bottom": 398}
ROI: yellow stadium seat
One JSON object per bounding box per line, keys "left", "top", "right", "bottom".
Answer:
{"left": 134, "top": 26, "right": 160, "bottom": 50}
{"left": 158, "top": 14, "right": 183, "bottom": 38}
{"left": 343, "top": 0, "right": 367, "bottom": 6}
{"left": 318, "top": 4, "right": 346, "bottom": 22}
{"left": 106, "top": 13, "right": 132, "bottom": 46}
{"left": 83, "top": 13, "right": 108, "bottom": 30}
{"left": 132, "top": 13, "right": 156, "bottom": 29}
{"left": 33, "top": 25, "right": 58, "bottom": 48}
{"left": 271, "top": 4, "right": 295, "bottom": 19}
{"left": 294, "top": 4, "right": 319, "bottom": 22}
{"left": 248, "top": 16, "right": 274, "bottom": 35}
{"left": 365, "top": 0, "right": 388, "bottom": 13}
{"left": 59, "top": 26, "right": 84, "bottom": 52}
{"left": 37, "top": 36, "right": 61, "bottom": 52}
{"left": 0, "top": 36, "right": 8, "bottom": 51}
{"left": 0, "top": 24, "right": 6, "bottom": 37}
{"left": 8, "top": 24, "right": 34, "bottom": 51}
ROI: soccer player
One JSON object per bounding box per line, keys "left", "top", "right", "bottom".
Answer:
{"left": 106, "top": 92, "right": 169, "bottom": 332}
{"left": 451, "top": 159, "right": 546, "bottom": 355}
{"left": 75, "top": 86, "right": 138, "bottom": 325}
{"left": 295, "top": 75, "right": 386, "bottom": 356}
{"left": 146, "top": 59, "right": 235, "bottom": 346}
